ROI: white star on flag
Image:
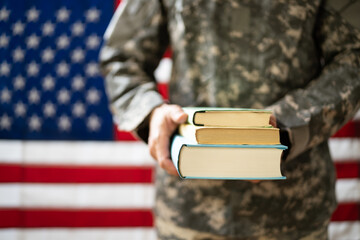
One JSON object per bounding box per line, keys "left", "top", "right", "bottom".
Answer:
{"left": 26, "top": 34, "right": 40, "bottom": 49}
{"left": 42, "top": 21, "right": 55, "bottom": 36}
{"left": 0, "top": 88, "right": 11, "bottom": 103}
{"left": 56, "top": 7, "right": 70, "bottom": 22}
{"left": 42, "top": 75, "right": 56, "bottom": 91}
{"left": 56, "top": 61, "right": 70, "bottom": 77}
{"left": 71, "top": 48, "right": 85, "bottom": 63}
{"left": 28, "top": 114, "right": 42, "bottom": 131}
{"left": 72, "top": 75, "right": 85, "bottom": 91}
{"left": 0, "top": 34, "right": 9, "bottom": 48}
{"left": 26, "top": 7, "right": 40, "bottom": 22}
{"left": 27, "top": 61, "right": 40, "bottom": 77}
{"left": 43, "top": 102, "right": 56, "bottom": 118}
{"left": 86, "top": 34, "right": 100, "bottom": 49}
{"left": 0, "top": 7, "right": 10, "bottom": 21}
{"left": 57, "top": 88, "right": 71, "bottom": 104}
{"left": 14, "top": 102, "right": 27, "bottom": 117}
{"left": 28, "top": 88, "right": 41, "bottom": 104}
{"left": 87, "top": 114, "right": 101, "bottom": 131}
{"left": 57, "top": 35, "right": 70, "bottom": 49}
{"left": 72, "top": 102, "right": 86, "bottom": 118}
{"left": 58, "top": 115, "right": 71, "bottom": 132}
{"left": 0, "top": 114, "right": 12, "bottom": 130}
{"left": 86, "top": 88, "right": 101, "bottom": 104}
{"left": 41, "top": 48, "right": 55, "bottom": 63}
{"left": 13, "top": 75, "right": 26, "bottom": 90}
{"left": 12, "top": 21, "right": 25, "bottom": 35}
{"left": 85, "top": 8, "right": 100, "bottom": 22}
{"left": 13, "top": 47, "right": 25, "bottom": 62}
{"left": 71, "top": 21, "right": 85, "bottom": 36}
{"left": 0, "top": 62, "right": 11, "bottom": 76}
{"left": 85, "top": 62, "right": 99, "bottom": 77}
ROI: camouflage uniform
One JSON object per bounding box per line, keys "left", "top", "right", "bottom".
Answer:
{"left": 100, "top": 0, "right": 360, "bottom": 239}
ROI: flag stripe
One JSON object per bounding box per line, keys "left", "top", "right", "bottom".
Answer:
{"left": 335, "top": 162, "right": 360, "bottom": 179}
{"left": 328, "top": 222, "right": 360, "bottom": 240}
{"left": 0, "top": 181, "right": 358, "bottom": 214}
{"left": 0, "top": 204, "right": 358, "bottom": 229}
{"left": 0, "top": 208, "right": 153, "bottom": 228}
{"left": 331, "top": 203, "right": 360, "bottom": 221}
{"left": 0, "top": 162, "right": 357, "bottom": 183}
{"left": 336, "top": 179, "right": 360, "bottom": 203}
{"left": 332, "top": 121, "right": 360, "bottom": 138}
{"left": 2, "top": 140, "right": 359, "bottom": 165}
{"left": 0, "top": 164, "right": 153, "bottom": 183}
{"left": 329, "top": 138, "right": 360, "bottom": 161}
{"left": 0, "top": 228, "right": 157, "bottom": 240}
{"left": 0, "top": 184, "right": 154, "bottom": 208}
{"left": 0, "top": 141, "right": 153, "bottom": 165}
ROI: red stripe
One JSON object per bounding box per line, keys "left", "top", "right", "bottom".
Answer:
{"left": 332, "top": 121, "right": 360, "bottom": 138}
{"left": 157, "top": 83, "right": 169, "bottom": 100}
{"left": 163, "top": 48, "right": 172, "bottom": 58}
{"left": 115, "top": 0, "right": 122, "bottom": 9}
{"left": 335, "top": 162, "right": 360, "bottom": 179}
{"left": 331, "top": 203, "right": 360, "bottom": 221}
{"left": 0, "top": 164, "right": 154, "bottom": 183}
{"left": 114, "top": 125, "right": 138, "bottom": 141}
{"left": 0, "top": 208, "right": 153, "bottom": 228}
{"left": 0, "top": 203, "right": 358, "bottom": 228}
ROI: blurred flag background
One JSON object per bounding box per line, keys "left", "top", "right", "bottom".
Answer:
{"left": 0, "top": 0, "right": 359, "bottom": 239}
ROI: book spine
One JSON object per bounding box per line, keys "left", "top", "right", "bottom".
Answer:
{"left": 170, "top": 135, "right": 186, "bottom": 178}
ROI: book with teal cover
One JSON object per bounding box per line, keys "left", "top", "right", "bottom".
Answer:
{"left": 170, "top": 135, "right": 287, "bottom": 180}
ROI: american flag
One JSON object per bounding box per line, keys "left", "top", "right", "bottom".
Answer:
{"left": 0, "top": 0, "right": 359, "bottom": 239}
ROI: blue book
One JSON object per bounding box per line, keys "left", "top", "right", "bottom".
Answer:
{"left": 171, "top": 135, "right": 287, "bottom": 180}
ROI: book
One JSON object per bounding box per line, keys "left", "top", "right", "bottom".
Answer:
{"left": 183, "top": 107, "right": 272, "bottom": 127}
{"left": 170, "top": 135, "right": 287, "bottom": 180}
{"left": 178, "top": 124, "right": 280, "bottom": 145}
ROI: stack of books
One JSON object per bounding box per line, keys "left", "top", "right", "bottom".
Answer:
{"left": 170, "top": 107, "right": 287, "bottom": 180}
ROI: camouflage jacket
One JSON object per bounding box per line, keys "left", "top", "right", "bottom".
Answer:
{"left": 100, "top": 0, "right": 360, "bottom": 239}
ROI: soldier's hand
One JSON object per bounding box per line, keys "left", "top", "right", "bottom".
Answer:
{"left": 148, "top": 104, "right": 188, "bottom": 176}
{"left": 269, "top": 114, "right": 277, "bottom": 128}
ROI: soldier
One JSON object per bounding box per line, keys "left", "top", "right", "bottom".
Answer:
{"left": 100, "top": 0, "right": 360, "bottom": 239}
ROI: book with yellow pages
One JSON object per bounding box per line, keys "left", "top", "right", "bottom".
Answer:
{"left": 170, "top": 135, "right": 287, "bottom": 180}
{"left": 179, "top": 124, "right": 280, "bottom": 145}
{"left": 183, "top": 107, "right": 272, "bottom": 127}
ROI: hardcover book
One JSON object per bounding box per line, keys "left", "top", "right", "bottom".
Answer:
{"left": 170, "top": 135, "right": 287, "bottom": 180}
{"left": 178, "top": 124, "right": 280, "bottom": 145}
{"left": 183, "top": 107, "right": 272, "bottom": 127}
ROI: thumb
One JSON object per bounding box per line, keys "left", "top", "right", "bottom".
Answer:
{"left": 170, "top": 107, "right": 188, "bottom": 124}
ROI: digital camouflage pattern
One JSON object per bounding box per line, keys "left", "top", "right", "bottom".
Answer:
{"left": 100, "top": 0, "right": 360, "bottom": 239}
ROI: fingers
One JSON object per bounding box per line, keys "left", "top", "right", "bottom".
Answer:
{"left": 148, "top": 104, "right": 187, "bottom": 176}
{"left": 169, "top": 105, "right": 188, "bottom": 124}
{"left": 155, "top": 133, "right": 178, "bottom": 176}
{"left": 269, "top": 115, "right": 277, "bottom": 128}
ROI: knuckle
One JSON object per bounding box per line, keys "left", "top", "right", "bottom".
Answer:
{"left": 159, "top": 159, "right": 167, "bottom": 169}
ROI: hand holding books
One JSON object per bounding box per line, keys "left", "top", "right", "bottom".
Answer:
{"left": 148, "top": 104, "right": 188, "bottom": 176}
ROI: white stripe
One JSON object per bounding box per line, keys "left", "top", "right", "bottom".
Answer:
{"left": 336, "top": 179, "right": 360, "bottom": 203}
{"left": 0, "top": 228, "right": 157, "bottom": 240}
{"left": 0, "top": 140, "right": 154, "bottom": 165}
{"left": 329, "top": 138, "right": 360, "bottom": 161}
{"left": 329, "top": 221, "right": 360, "bottom": 240}
{"left": 154, "top": 58, "right": 172, "bottom": 83}
{"left": 0, "top": 224, "right": 358, "bottom": 240}
{"left": 0, "top": 141, "right": 23, "bottom": 163}
{"left": 0, "top": 184, "right": 154, "bottom": 208}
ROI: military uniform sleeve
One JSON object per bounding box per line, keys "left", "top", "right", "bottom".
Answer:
{"left": 99, "top": 0, "right": 169, "bottom": 140}
{"left": 270, "top": 1, "right": 360, "bottom": 160}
